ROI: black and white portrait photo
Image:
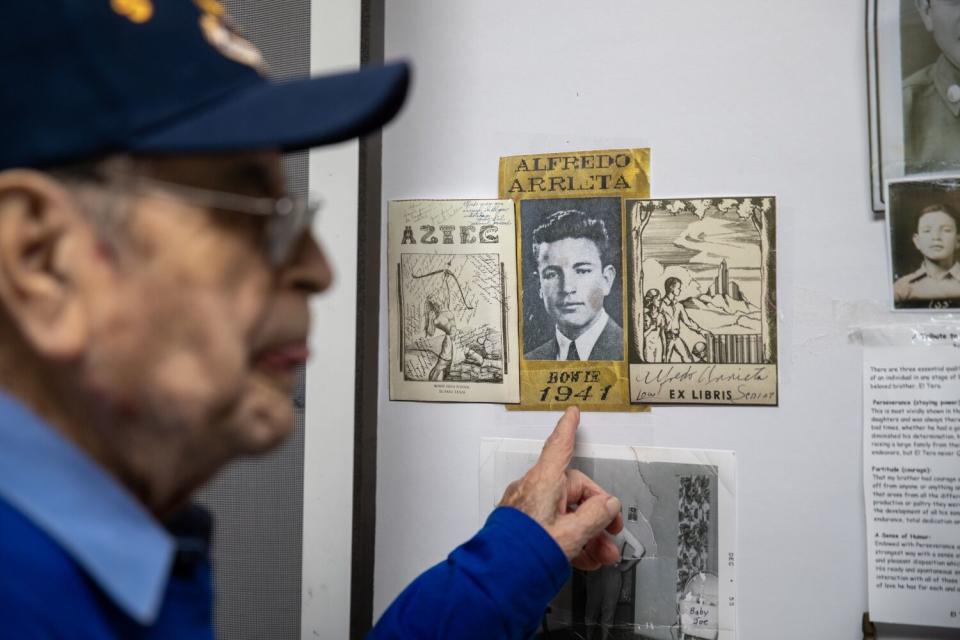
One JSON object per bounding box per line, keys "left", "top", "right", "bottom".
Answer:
{"left": 480, "top": 442, "right": 737, "bottom": 640}
{"left": 520, "top": 197, "right": 625, "bottom": 362}
{"left": 868, "top": 1, "right": 960, "bottom": 211}
{"left": 901, "top": 0, "right": 960, "bottom": 172}
{"left": 887, "top": 176, "right": 960, "bottom": 309}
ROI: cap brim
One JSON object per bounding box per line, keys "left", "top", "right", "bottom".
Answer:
{"left": 131, "top": 62, "right": 410, "bottom": 154}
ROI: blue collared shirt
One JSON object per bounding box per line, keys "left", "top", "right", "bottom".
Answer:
{"left": 0, "top": 390, "right": 568, "bottom": 640}
{"left": 0, "top": 392, "right": 175, "bottom": 627}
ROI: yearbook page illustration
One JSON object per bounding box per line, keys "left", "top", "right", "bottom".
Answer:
{"left": 480, "top": 440, "right": 738, "bottom": 640}
{"left": 388, "top": 200, "right": 520, "bottom": 403}
{"left": 628, "top": 197, "right": 778, "bottom": 405}
{"left": 499, "top": 149, "right": 650, "bottom": 412}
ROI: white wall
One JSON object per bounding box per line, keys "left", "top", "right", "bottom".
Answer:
{"left": 376, "top": 2, "right": 951, "bottom": 638}
{"left": 301, "top": 0, "right": 361, "bottom": 637}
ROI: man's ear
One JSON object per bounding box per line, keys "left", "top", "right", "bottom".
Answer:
{"left": 602, "top": 264, "right": 616, "bottom": 293}
{"left": 0, "top": 170, "right": 92, "bottom": 360}
{"left": 916, "top": 0, "right": 934, "bottom": 32}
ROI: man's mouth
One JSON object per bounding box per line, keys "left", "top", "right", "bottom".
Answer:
{"left": 254, "top": 342, "right": 311, "bottom": 372}
{"left": 558, "top": 302, "right": 584, "bottom": 313}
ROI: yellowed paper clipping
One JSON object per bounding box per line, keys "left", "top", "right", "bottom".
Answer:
{"left": 499, "top": 149, "right": 650, "bottom": 411}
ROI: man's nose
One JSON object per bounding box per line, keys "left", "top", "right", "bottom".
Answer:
{"left": 278, "top": 232, "right": 333, "bottom": 294}
{"left": 560, "top": 270, "right": 577, "bottom": 292}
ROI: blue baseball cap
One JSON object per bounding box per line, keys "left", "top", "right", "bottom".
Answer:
{"left": 0, "top": 0, "right": 410, "bottom": 170}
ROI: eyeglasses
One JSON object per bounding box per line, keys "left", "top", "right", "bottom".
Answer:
{"left": 71, "top": 171, "right": 322, "bottom": 267}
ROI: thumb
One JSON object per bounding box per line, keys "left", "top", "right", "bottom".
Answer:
{"left": 566, "top": 494, "right": 621, "bottom": 547}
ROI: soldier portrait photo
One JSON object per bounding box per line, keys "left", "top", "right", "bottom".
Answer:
{"left": 520, "top": 197, "right": 624, "bottom": 362}
{"left": 867, "top": 1, "right": 960, "bottom": 210}
{"left": 901, "top": 0, "right": 960, "bottom": 172}
{"left": 887, "top": 176, "right": 960, "bottom": 309}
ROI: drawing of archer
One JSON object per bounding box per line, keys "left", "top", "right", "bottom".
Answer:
{"left": 416, "top": 263, "right": 485, "bottom": 381}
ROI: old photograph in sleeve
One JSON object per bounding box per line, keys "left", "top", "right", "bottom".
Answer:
{"left": 500, "top": 149, "right": 650, "bottom": 411}
{"left": 868, "top": 1, "right": 960, "bottom": 212}
{"left": 628, "top": 198, "right": 778, "bottom": 405}
{"left": 886, "top": 175, "right": 960, "bottom": 310}
{"left": 480, "top": 440, "right": 737, "bottom": 640}
{"left": 387, "top": 200, "right": 520, "bottom": 403}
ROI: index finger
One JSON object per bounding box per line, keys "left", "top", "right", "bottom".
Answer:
{"left": 565, "top": 469, "right": 610, "bottom": 505}
{"left": 565, "top": 470, "right": 624, "bottom": 535}
{"left": 537, "top": 406, "right": 580, "bottom": 476}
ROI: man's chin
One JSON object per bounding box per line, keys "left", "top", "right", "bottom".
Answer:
{"left": 253, "top": 361, "right": 300, "bottom": 394}
{"left": 557, "top": 316, "right": 594, "bottom": 338}
{"left": 229, "top": 371, "right": 297, "bottom": 455}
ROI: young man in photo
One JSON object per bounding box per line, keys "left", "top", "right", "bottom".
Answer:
{"left": 904, "top": 0, "right": 960, "bottom": 169}
{"left": 525, "top": 210, "right": 624, "bottom": 361}
{"left": 894, "top": 203, "right": 960, "bottom": 304}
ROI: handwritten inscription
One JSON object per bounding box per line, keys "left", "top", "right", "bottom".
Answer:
{"left": 631, "top": 364, "right": 777, "bottom": 405}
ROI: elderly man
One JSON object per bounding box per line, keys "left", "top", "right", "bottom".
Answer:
{"left": 0, "top": 2, "right": 623, "bottom": 639}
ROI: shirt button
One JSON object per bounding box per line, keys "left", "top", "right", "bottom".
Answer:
{"left": 948, "top": 85, "right": 960, "bottom": 103}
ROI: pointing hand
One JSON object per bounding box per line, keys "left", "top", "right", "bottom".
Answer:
{"left": 499, "top": 407, "right": 624, "bottom": 570}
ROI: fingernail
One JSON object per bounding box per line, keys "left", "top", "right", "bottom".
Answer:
{"left": 605, "top": 496, "right": 621, "bottom": 518}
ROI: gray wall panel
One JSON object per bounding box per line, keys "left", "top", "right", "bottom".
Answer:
{"left": 197, "top": 2, "right": 310, "bottom": 638}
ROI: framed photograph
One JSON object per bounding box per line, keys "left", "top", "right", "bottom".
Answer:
{"left": 480, "top": 440, "right": 737, "bottom": 640}
{"left": 886, "top": 175, "right": 960, "bottom": 310}
{"left": 868, "top": 0, "right": 960, "bottom": 213}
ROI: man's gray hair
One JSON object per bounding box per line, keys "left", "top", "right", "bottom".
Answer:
{"left": 46, "top": 155, "right": 137, "bottom": 244}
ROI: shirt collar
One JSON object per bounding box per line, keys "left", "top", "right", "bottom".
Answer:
{"left": 921, "top": 260, "right": 960, "bottom": 281}
{"left": 555, "top": 309, "right": 610, "bottom": 360}
{"left": 0, "top": 392, "right": 174, "bottom": 624}
{"left": 933, "top": 55, "right": 960, "bottom": 117}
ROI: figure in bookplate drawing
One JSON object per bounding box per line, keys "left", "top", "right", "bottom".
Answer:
{"left": 628, "top": 197, "right": 778, "bottom": 405}
{"left": 388, "top": 200, "right": 520, "bottom": 403}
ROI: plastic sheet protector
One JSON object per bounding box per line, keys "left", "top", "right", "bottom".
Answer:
{"left": 480, "top": 439, "right": 737, "bottom": 639}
